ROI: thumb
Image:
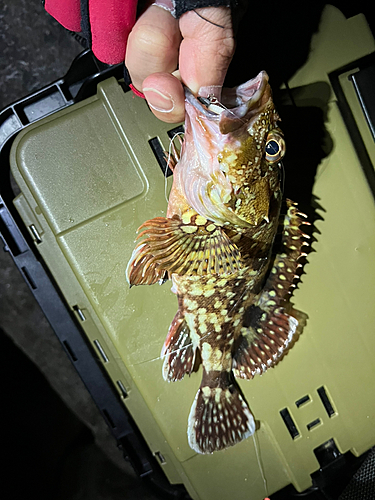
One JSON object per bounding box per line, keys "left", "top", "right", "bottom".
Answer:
{"left": 178, "top": 7, "right": 235, "bottom": 95}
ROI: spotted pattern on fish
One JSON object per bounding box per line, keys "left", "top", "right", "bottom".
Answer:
{"left": 126, "top": 72, "right": 309, "bottom": 454}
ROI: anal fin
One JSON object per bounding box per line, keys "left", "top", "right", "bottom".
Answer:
{"left": 162, "top": 311, "right": 196, "bottom": 382}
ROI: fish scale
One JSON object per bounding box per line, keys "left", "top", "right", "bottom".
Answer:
{"left": 126, "top": 71, "right": 309, "bottom": 454}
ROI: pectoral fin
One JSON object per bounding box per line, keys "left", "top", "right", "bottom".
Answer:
{"left": 126, "top": 213, "right": 243, "bottom": 285}
{"left": 126, "top": 244, "right": 167, "bottom": 286}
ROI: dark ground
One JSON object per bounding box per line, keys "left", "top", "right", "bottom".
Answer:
{"left": 1, "top": 1, "right": 374, "bottom": 500}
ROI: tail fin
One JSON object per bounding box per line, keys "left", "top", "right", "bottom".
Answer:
{"left": 188, "top": 382, "right": 255, "bottom": 454}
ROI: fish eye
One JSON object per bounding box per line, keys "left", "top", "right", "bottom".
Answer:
{"left": 265, "top": 133, "right": 285, "bottom": 163}
{"left": 266, "top": 140, "right": 280, "bottom": 156}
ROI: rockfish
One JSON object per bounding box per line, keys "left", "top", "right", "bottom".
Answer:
{"left": 126, "top": 72, "right": 308, "bottom": 454}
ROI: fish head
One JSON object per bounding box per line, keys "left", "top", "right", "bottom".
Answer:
{"left": 183, "top": 71, "right": 285, "bottom": 227}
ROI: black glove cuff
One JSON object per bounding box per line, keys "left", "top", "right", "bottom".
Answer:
{"left": 174, "top": 0, "right": 234, "bottom": 19}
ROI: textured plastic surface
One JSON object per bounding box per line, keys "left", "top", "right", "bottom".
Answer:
{"left": 9, "top": 6, "right": 375, "bottom": 500}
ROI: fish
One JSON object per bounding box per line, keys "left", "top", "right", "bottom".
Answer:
{"left": 126, "top": 71, "right": 309, "bottom": 454}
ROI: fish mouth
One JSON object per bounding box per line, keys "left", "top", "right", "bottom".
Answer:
{"left": 184, "top": 71, "right": 271, "bottom": 134}
{"left": 184, "top": 88, "right": 221, "bottom": 121}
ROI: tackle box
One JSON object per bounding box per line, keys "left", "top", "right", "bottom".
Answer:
{"left": 1, "top": 5, "right": 375, "bottom": 499}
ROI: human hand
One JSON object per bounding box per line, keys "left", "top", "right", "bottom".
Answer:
{"left": 125, "top": 5, "right": 235, "bottom": 123}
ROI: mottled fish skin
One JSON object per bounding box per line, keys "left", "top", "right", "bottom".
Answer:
{"left": 126, "top": 72, "right": 309, "bottom": 454}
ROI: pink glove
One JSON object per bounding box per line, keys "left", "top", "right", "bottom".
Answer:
{"left": 45, "top": 0, "right": 138, "bottom": 64}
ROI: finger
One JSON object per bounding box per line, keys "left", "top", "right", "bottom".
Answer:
{"left": 125, "top": 5, "right": 181, "bottom": 92}
{"left": 179, "top": 7, "right": 235, "bottom": 94}
{"left": 143, "top": 72, "right": 185, "bottom": 123}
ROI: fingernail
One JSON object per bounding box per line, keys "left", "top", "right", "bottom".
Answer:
{"left": 143, "top": 88, "right": 174, "bottom": 113}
